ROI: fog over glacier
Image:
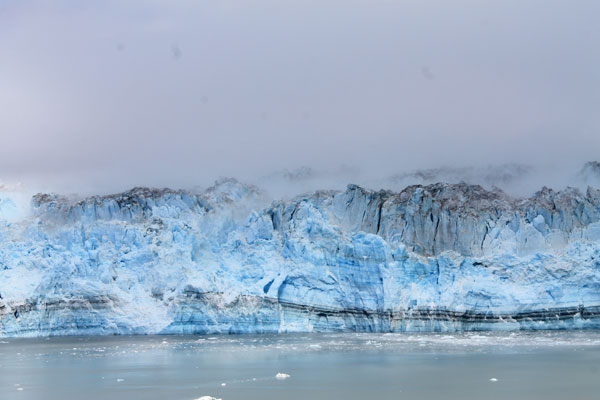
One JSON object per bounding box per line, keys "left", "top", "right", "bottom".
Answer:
{"left": 1, "top": 0, "right": 599, "bottom": 196}
{"left": 2, "top": 1, "right": 600, "bottom": 338}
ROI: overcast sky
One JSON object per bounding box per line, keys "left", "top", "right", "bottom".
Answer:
{"left": 1, "top": 0, "right": 599, "bottom": 193}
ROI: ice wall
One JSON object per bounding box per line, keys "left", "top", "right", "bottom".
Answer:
{"left": 1, "top": 178, "right": 600, "bottom": 336}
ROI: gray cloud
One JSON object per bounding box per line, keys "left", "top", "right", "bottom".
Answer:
{"left": 1, "top": 0, "right": 599, "bottom": 195}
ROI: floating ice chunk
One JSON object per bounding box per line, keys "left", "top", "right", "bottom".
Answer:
{"left": 220, "top": 382, "right": 226, "bottom": 386}
{"left": 275, "top": 373, "right": 291, "bottom": 380}
{"left": 195, "top": 397, "right": 222, "bottom": 400}
{"left": 116, "top": 378, "right": 125, "bottom": 382}
{"left": 489, "top": 378, "right": 498, "bottom": 382}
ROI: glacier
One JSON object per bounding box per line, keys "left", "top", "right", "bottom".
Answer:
{"left": 1, "top": 178, "right": 600, "bottom": 337}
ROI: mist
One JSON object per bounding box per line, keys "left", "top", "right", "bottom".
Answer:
{"left": 1, "top": 0, "right": 599, "bottom": 197}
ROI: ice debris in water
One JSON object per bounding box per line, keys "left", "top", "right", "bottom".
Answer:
{"left": 489, "top": 378, "right": 498, "bottom": 382}
{"left": 275, "top": 373, "right": 291, "bottom": 380}
{"left": 195, "top": 397, "right": 222, "bottom": 400}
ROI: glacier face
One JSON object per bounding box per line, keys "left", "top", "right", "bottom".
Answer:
{"left": 1, "top": 178, "right": 600, "bottom": 337}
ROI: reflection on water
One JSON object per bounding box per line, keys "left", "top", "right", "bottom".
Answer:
{"left": 1, "top": 331, "right": 600, "bottom": 400}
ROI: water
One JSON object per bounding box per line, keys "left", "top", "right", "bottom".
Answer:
{"left": 2, "top": 331, "right": 600, "bottom": 400}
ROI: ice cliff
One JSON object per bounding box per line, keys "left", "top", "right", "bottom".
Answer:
{"left": 1, "top": 177, "right": 600, "bottom": 336}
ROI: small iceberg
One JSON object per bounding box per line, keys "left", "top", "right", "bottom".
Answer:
{"left": 275, "top": 373, "right": 291, "bottom": 380}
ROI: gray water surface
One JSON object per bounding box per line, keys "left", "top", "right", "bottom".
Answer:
{"left": 2, "top": 331, "right": 600, "bottom": 400}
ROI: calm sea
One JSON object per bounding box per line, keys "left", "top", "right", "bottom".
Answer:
{"left": 2, "top": 331, "right": 600, "bottom": 400}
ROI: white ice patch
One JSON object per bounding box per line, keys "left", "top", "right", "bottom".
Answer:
{"left": 275, "top": 373, "right": 291, "bottom": 380}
